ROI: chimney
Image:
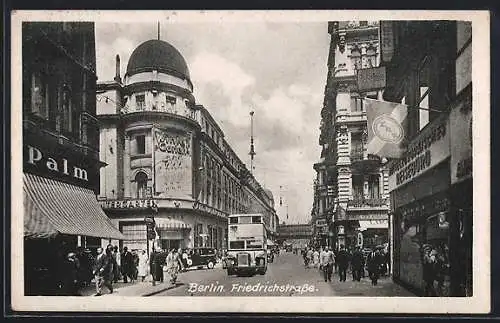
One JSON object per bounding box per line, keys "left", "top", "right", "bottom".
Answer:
{"left": 114, "top": 54, "right": 122, "bottom": 84}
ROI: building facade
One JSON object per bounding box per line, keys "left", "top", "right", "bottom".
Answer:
{"left": 22, "top": 22, "right": 124, "bottom": 295}
{"left": 380, "top": 20, "right": 472, "bottom": 297}
{"left": 97, "top": 39, "right": 278, "bottom": 253}
{"left": 312, "top": 21, "right": 390, "bottom": 252}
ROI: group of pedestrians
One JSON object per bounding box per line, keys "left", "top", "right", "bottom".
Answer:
{"left": 301, "top": 244, "right": 387, "bottom": 286}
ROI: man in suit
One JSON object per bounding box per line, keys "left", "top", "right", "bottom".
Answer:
{"left": 336, "top": 245, "right": 350, "bottom": 282}
{"left": 351, "top": 247, "right": 364, "bottom": 282}
{"left": 93, "top": 247, "right": 114, "bottom": 296}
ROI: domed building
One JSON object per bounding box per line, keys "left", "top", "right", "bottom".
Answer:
{"left": 96, "top": 38, "right": 278, "bottom": 252}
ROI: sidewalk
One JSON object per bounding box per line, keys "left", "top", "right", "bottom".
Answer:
{"left": 328, "top": 271, "right": 415, "bottom": 297}
{"left": 80, "top": 278, "right": 177, "bottom": 297}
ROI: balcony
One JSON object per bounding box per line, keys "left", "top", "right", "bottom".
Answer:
{"left": 350, "top": 148, "right": 381, "bottom": 172}
{"left": 347, "top": 198, "right": 388, "bottom": 209}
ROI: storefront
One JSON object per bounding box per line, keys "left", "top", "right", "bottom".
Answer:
{"left": 390, "top": 113, "right": 452, "bottom": 296}
{"left": 23, "top": 142, "right": 125, "bottom": 295}
{"left": 102, "top": 197, "right": 227, "bottom": 253}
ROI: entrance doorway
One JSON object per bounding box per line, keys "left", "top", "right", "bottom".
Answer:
{"left": 161, "top": 239, "right": 181, "bottom": 251}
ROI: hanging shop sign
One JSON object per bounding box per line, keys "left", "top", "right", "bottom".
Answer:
{"left": 153, "top": 128, "right": 192, "bottom": 197}
{"left": 388, "top": 116, "right": 450, "bottom": 191}
{"left": 449, "top": 99, "right": 472, "bottom": 185}
{"left": 357, "top": 66, "right": 386, "bottom": 92}
{"left": 100, "top": 199, "right": 157, "bottom": 210}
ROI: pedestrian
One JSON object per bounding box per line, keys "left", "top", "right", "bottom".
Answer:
{"left": 312, "top": 248, "right": 320, "bottom": 269}
{"left": 336, "top": 245, "right": 349, "bottom": 282}
{"left": 422, "top": 244, "right": 437, "bottom": 296}
{"left": 181, "top": 249, "right": 189, "bottom": 271}
{"left": 320, "top": 246, "right": 335, "bottom": 282}
{"left": 132, "top": 250, "right": 139, "bottom": 281}
{"left": 93, "top": 246, "right": 114, "bottom": 296}
{"left": 306, "top": 248, "right": 313, "bottom": 269}
{"left": 150, "top": 249, "right": 160, "bottom": 286}
{"left": 75, "top": 247, "right": 90, "bottom": 288}
{"left": 62, "top": 252, "right": 81, "bottom": 296}
{"left": 165, "top": 248, "right": 180, "bottom": 285}
{"left": 351, "top": 247, "right": 364, "bottom": 282}
{"left": 138, "top": 250, "right": 149, "bottom": 282}
{"left": 112, "top": 246, "right": 122, "bottom": 283}
{"left": 367, "top": 249, "right": 381, "bottom": 286}
{"left": 121, "top": 246, "right": 134, "bottom": 283}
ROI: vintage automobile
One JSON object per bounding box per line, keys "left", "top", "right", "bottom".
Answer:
{"left": 184, "top": 247, "right": 217, "bottom": 270}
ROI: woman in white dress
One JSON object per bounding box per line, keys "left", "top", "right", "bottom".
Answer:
{"left": 313, "top": 248, "right": 320, "bottom": 269}
{"left": 138, "top": 250, "right": 149, "bottom": 282}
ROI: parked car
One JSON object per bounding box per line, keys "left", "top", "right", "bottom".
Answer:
{"left": 186, "top": 247, "right": 217, "bottom": 270}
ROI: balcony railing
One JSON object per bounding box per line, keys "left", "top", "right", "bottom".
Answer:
{"left": 347, "top": 198, "right": 388, "bottom": 208}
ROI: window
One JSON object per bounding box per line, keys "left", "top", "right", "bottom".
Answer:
{"left": 252, "top": 216, "right": 262, "bottom": 224}
{"left": 136, "top": 135, "right": 146, "bottom": 154}
{"left": 350, "top": 96, "right": 363, "bottom": 112}
{"left": 350, "top": 47, "right": 362, "bottom": 71}
{"left": 165, "top": 95, "right": 176, "bottom": 105}
{"left": 136, "top": 94, "right": 145, "bottom": 111}
{"left": 135, "top": 172, "right": 148, "bottom": 198}
{"left": 229, "top": 217, "right": 238, "bottom": 224}
{"left": 366, "top": 46, "right": 377, "bottom": 68}
{"left": 61, "top": 85, "right": 74, "bottom": 135}
{"left": 120, "top": 222, "right": 146, "bottom": 248}
{"left": 152, "top": 91, "right": 158, "bottom": 110}
{"left": 350, "top": 132, "right": 364, "bottom": 158}
{"left": 368, "top": 175, "right": 380, "bottom": 199}
{"left": 229, "top": 241, "right": 244, "bottom": 249}
{"left": 352, "top": 175, "right": 364, "bottom": 200}
{"left": 31, "top": 72, "right": 49, "bottom": 119}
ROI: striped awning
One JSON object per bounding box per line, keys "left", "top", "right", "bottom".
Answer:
{"left": 23, "top": 174, "right": 125, "bottom": 240}
{"left": 155, "top": 217, "right": 191, "bottom": 230}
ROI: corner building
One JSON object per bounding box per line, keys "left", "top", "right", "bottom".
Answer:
{"left": 313, "top": 21, "right": 390, "bottom": 252}
{"left": 97, "top": 39, "right": 278, "bottom": 252}
{"left": 22, "top": 22, "right": 124, "bottom": 295}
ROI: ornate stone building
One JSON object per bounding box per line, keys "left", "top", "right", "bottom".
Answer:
{"left": 312, "top": 21, "right": 390, "bottom": 251}
{"left": 96, "top": 39, "right": 278, "bottom": 252}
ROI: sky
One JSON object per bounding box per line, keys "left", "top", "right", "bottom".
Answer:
{"left": 95, "top": 21, "right": 330, "bottom": 225}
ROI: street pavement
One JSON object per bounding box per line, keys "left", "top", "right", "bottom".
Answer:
{"left": 155, "top": 251, "right": 415, "bottom": 297}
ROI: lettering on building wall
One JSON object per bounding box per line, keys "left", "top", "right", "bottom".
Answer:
{"left": 100, "top": 199, "right": 157, "bottom": 209}
{"left": 388, "top": 118, "right": 449, "bottom": 190}
{"left": 26, "top": 145, "right": 89, "bottom": 181}
{"left": 153, "top": 128, "right": 192, "bottom": 196}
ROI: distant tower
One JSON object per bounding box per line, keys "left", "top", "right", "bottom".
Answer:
{"left": 114, "top": 54, "right": 121, "bottom": 84}
{"left": 249, "top": 111, "right": 256, "bottom": 174}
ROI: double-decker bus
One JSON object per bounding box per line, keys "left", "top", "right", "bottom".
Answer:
{"left": 226, "top": 213, "right": 267, "bottom": 276}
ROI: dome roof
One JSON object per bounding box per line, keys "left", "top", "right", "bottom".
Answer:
{"left": 126, "top": 39, "right": 190, "bottom": 80}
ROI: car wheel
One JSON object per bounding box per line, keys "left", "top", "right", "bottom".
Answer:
{"left": 207, "top": 261, "right": 214, "bottom": 269}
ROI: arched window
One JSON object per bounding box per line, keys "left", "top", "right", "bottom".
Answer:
{"left": 135, "top": 171, "right": 148, "bottom": 198}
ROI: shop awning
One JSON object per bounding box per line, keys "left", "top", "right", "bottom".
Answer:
{"left": 358, "top": 220, "right": 389, "bottom": 232}
{"left": 23, "top": 174, "right": 125, "bottom": 240}
{"left": 155, "top": 217, "right": 191, "bottom": 230}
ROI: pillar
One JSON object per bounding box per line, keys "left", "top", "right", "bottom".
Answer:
{"left": 124, "top": 134, "right": 131, "bottom": 197}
